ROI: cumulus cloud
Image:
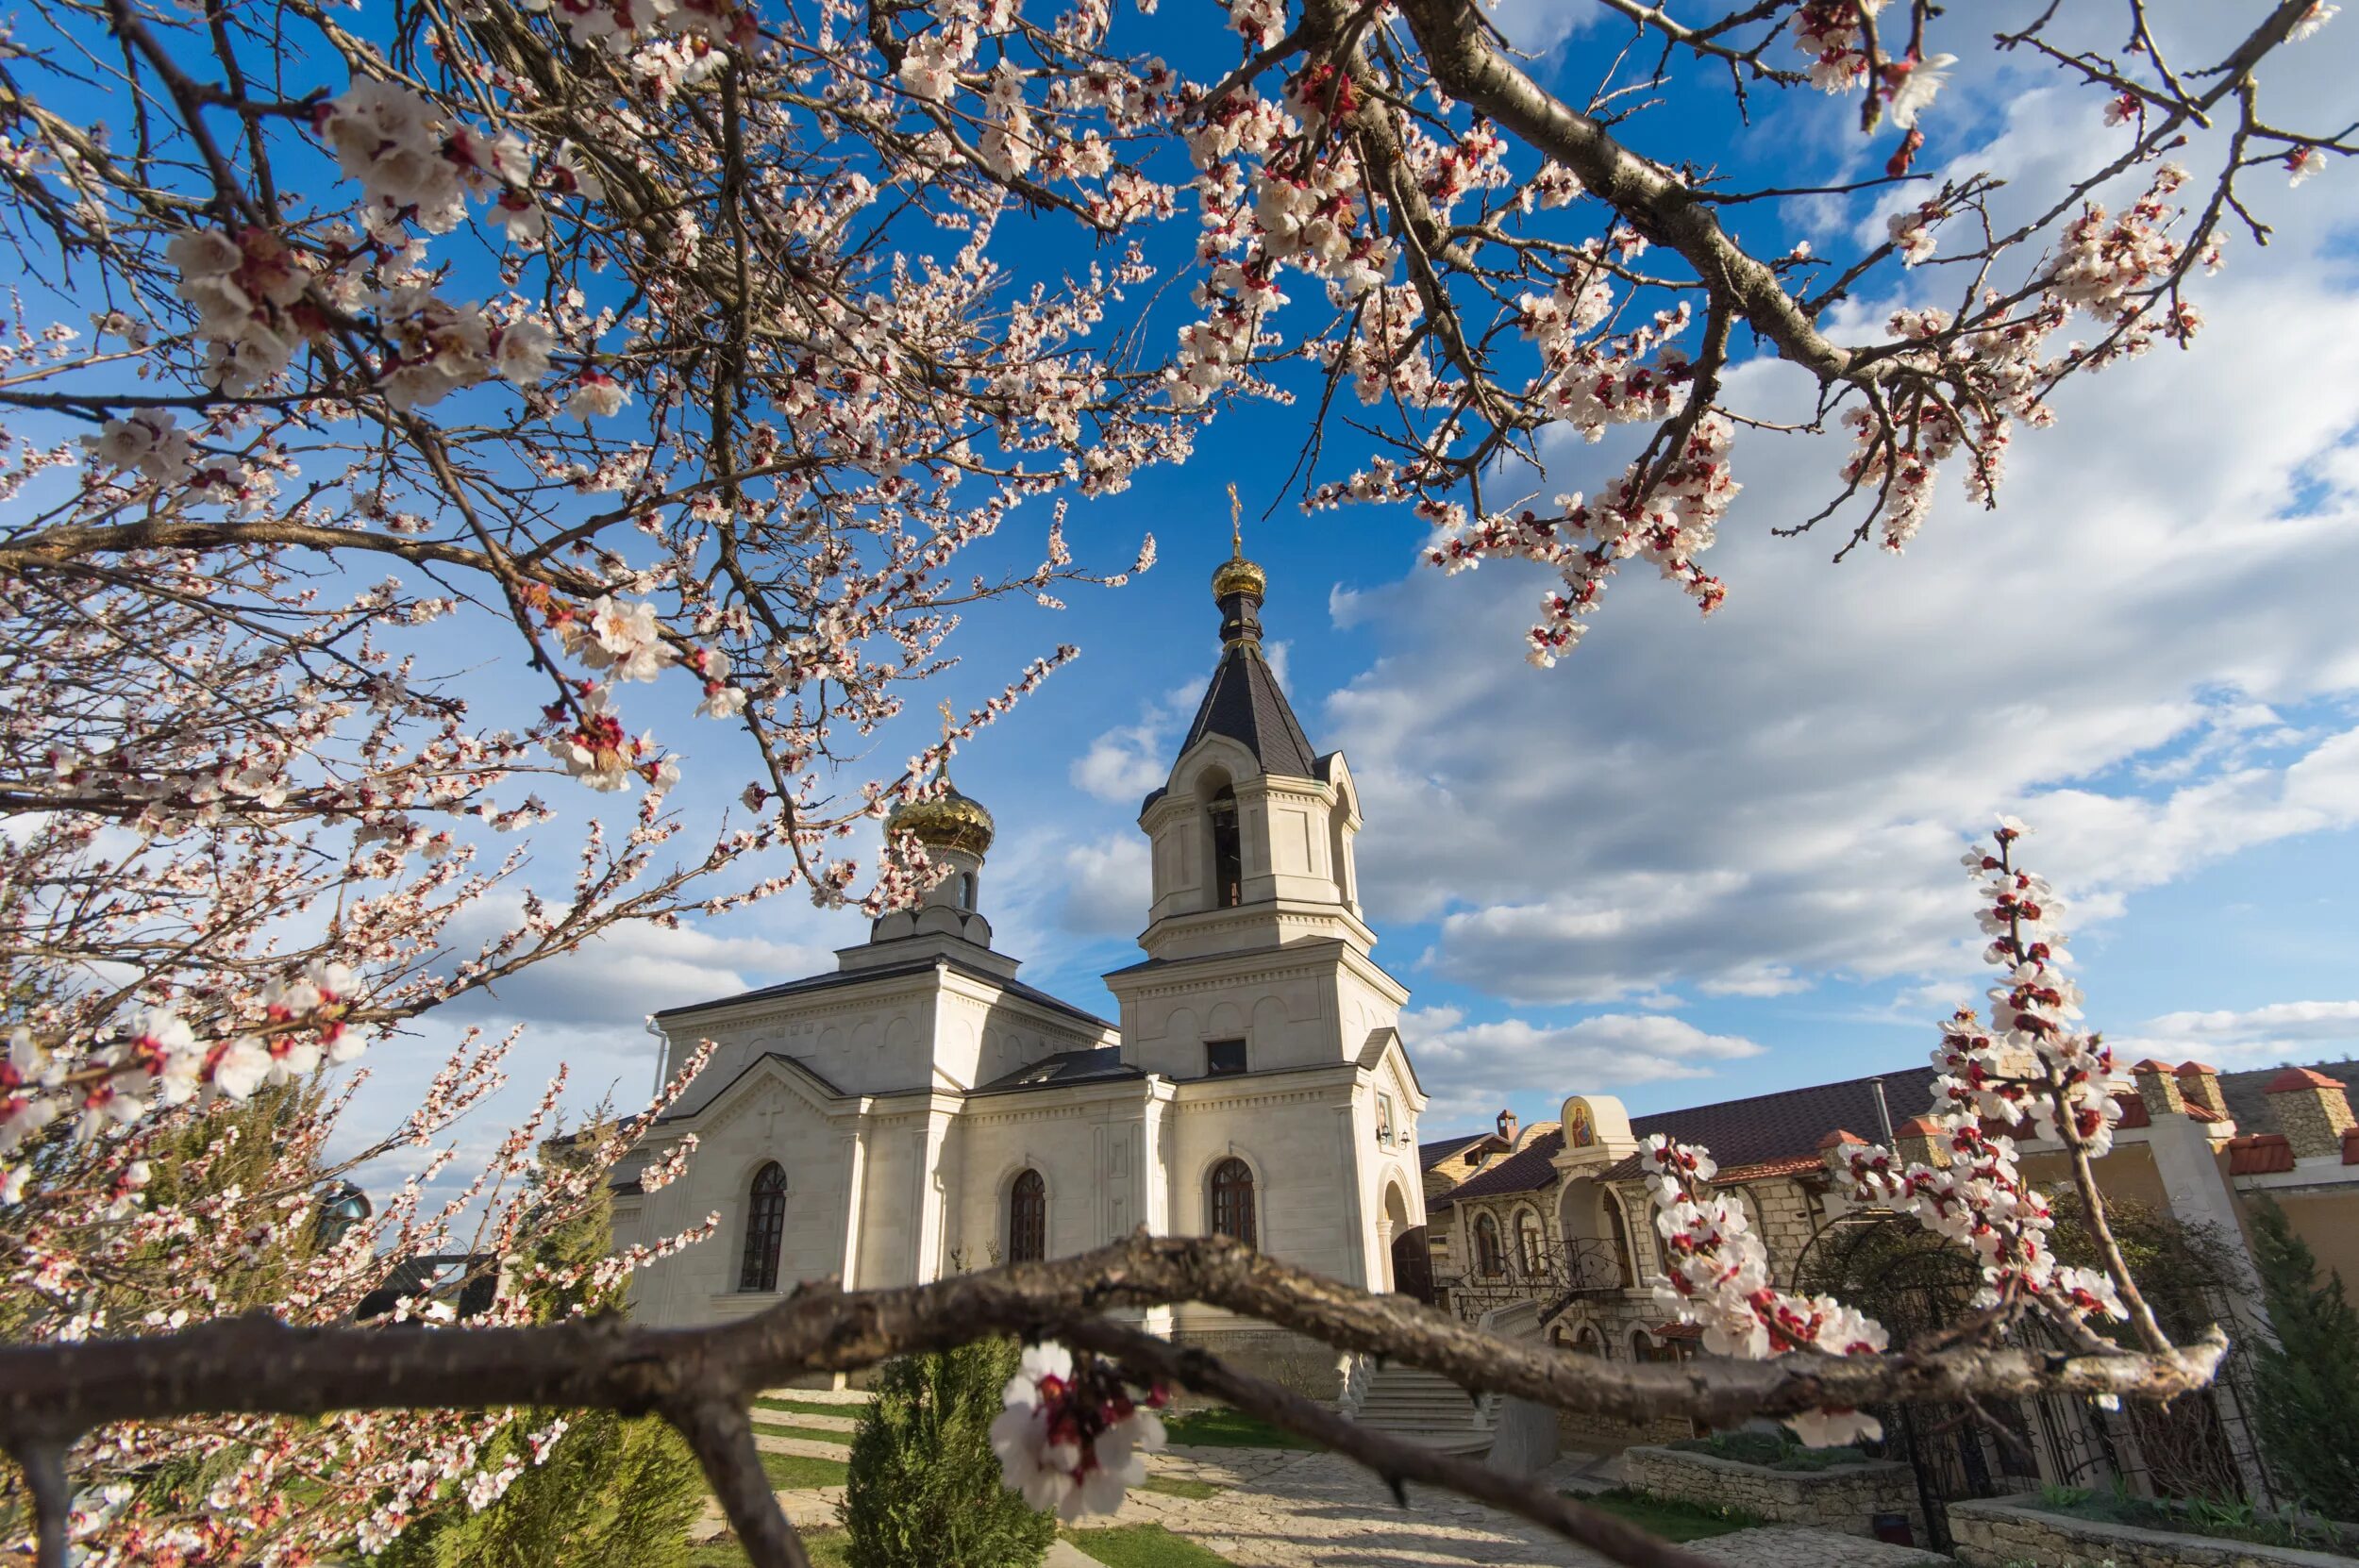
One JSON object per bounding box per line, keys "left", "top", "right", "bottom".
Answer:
{"left": 2112, "top": 1000, "right": 2359, "bottom": 1064}
{"left": 1398, "top": 1005, "right": 1765, "bottom": 1125}
{"left": 1055, "top": 833, "right": 1150, "bottom": 937}
{"left": 1323, "top": 75, "right": 2359, "bottom": 1012}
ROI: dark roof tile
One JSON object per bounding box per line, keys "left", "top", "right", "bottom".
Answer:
{"left": 1177, "top": 641, "right": 1317, "bottom": 780}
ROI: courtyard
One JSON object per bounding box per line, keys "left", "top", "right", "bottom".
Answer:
{"left": 689, "top": 1393, "right": 1950, "bottom": 1568}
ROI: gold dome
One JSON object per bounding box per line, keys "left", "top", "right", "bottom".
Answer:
{"left": 1212, "top": 552, "right": 1266, "bottom": 601}
{"left": 885, "top": 777, "right": 995, "bottom": 857}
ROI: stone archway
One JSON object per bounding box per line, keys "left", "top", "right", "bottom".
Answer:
{"left": 1380, "top": 1181, "right": 1431, "bottom": 1303}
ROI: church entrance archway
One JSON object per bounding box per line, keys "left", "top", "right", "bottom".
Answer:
{"left": 1380, "top": 1182, "right": 1430, "bottom": 1302}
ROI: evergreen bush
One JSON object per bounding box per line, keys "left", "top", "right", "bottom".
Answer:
{"left": 2249, "top": 1196, "right": 2359, "bottom": 1520}
{"left": 841, "top": 1339, "right": 1057, "bottom": 1568}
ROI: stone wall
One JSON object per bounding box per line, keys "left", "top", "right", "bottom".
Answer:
{"left": 1948, "top": 1494, "right": 2358, "bottom": 1568}
{"left": 1625, "top": 1444, "right": 1928, "bottom": 1543}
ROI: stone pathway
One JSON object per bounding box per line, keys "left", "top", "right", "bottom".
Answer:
{"left": 701, "top": 1432, "right": 1948, "bottom": 1567}
{"left": 1077, "top": 1449, "right": 1949, "bottom": 1567}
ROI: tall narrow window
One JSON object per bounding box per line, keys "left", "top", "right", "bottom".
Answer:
{"left": 1516, "top": 1210, "right": 1544, "bottom": 1276}
{"left": 1007, "top": 1169, "right": 1046, "bottom": 1263}
{"left": 1209, "top": 786, "right": 1242, "bottom": 908}
{"left": 1474, "top": 1211, "right": 1504, "bottom": 1276}
{"left": 1209, "top": 1157, "right": 1257, "bottom": 1246}
{"left": 1603, "top": 1195, "right": 1636, "bottom": 1289}
{"left": 958, "top": 872, "right": 977, "bottom": 909}
{"left": 739, "top": 1162, "right": 786, "bottom": 1293}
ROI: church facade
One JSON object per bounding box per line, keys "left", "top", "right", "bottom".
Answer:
{"left": 612, "top": 540, "right": 1430, "bottom": 1377}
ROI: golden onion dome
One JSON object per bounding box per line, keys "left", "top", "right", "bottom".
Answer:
{"left": 1211, "top": 551, "right": 1266, "bottom": 601}
{"left": 885, "top": 774, "right": 995, "bottom": 857}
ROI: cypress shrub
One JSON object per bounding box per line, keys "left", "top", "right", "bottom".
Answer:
{"left": 2249, "top": 1196, "right": 2359, "bottom": 1519}
{"left": 841, "top": 1339, "right": 1057, "bottom": 1568}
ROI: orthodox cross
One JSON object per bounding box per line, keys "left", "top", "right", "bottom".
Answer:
{"left": 1228, "top": 481, "right": 1243, "bottom": 555}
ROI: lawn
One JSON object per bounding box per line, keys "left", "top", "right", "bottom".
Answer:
{"left": 1062, "top": 1522, "right": 1237, "bottom": 1566}
{"left": 754, "top": 1395, "right": 865, "bottom": 1421}
{"left": 688, "top": 1526, "right": 852, "bottom": 1567}
{"left": 1158, "top": 1407, "right": 1315, "bottom": 1450}
{"left": 750, "top": 1418, "right": 854, "bottom": 1447}
{"left": 1572, "top": 1486, "right": 1765, "bottom": 1543}
{"left": 1137, "top": 1474, "right": 1221, "bottom": 1501}
{"left": 757, "top": 1449, "right": 850, "bottom": 1490}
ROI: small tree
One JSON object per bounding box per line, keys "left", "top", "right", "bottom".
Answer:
{"left": 2249, "top": 1197, "right": 2359, "bottom": 1520}
{"left": 842, "top": 1341, "right": 1057, "bottom": 1568}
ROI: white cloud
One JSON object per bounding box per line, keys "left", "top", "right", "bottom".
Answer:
{"left": 1399, "top": 1007, "right": 1765, "bottom": 1124}
{"left": 1321, "top": 76, "right": 2359, "bottom": 1014}
{"left": 1055, "top": 833, "right": 1149, "bottom": 936}
{"left": 2112, "top": 999, "right": 2359, "bottom": 1064}
{"left": 1071, "top": 720, "right": 1170, "bottom": 803}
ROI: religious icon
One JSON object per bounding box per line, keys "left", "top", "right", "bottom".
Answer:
{"left": 1566, "top": 1099, "right": 1595, "bottom": 1148}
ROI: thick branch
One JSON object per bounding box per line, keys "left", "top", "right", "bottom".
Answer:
{"left": 1389, "top": 0, "right": 1854, "bottom": 384}
{"left": 0, "top": 1233, "right": 2226, "bottom": 1444}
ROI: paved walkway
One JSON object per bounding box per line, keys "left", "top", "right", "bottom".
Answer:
{"left": 705, "top": 1433, "right": 1947, "bottom": 1567}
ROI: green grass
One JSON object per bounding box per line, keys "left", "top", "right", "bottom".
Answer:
{"left": 756, "top": 1449, "right": 850, "bottom": 1491}
{"left": 1573, "top": 1486, "right": 1766, "bottom": 1543}
{"left": 753, "top": 1395, "right": 865, "bottom": 1421}
{"left": 688, "top": 1526, "right": 852, "bottom": 1567}
{"left": 1158, "top": 1407, "right": 1315, "bottom": 1450}
{"left": 750, "top": 1418, "right": 853, "bottom": 1447}
{"left": 1136, "top": 1474, "right": 1221, "bottom": 1500}
{"left": 1062, "top": 1522, "right": 1237, "bottom": 1566}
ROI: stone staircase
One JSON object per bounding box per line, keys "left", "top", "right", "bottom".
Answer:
{"left": 1347, "top": 1361, "right": 1493, "bottom": 1456}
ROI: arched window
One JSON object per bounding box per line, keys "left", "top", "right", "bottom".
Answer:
{"left": 1007, "top": 1169, "right": 1046, "bottom": 1263}
{"left": 1474, "top": 1211, "right": 1504, "bottom": 1276}
{"left": 739, "top": 1162, "right": 787, "bottom": 1293}
{"left": 958, "top": 872, "right": 978, "bottom": 909}
{"left": 1604, "top": 1196, "right": 1636, "bottom": 1289}
{"left": 1631, "top": 1327, "right": 1656, "bottom": 1363}
{"left": 1209, "top": 1157, "right": 1257, "bottom": 1246}
{"left": 1208, "top": 785, "right": 1243, "bottom": 909}
{"left": 1574, "top": 1325, "right": 1605, "bottom": 1359}
{"left": 1516, "top": 1209, "right": 1544, "bottom": 1276}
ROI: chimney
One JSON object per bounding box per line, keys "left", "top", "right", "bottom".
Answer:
{"left": 2175, "top": 1061, "right": 2229, "bottom": 1121}
{"left": 2267, "top": 1069, "right": 2355, "bottom": 1159}
{"left": 1496, "top": 1108, "right": 1518, "bottom": 1145}
{"left": 1818, "top": 1126, "right": 1872, "bottom": 1177}
{"left": 2130, "top": 1059, "right": 2186, "bottom": 1118}
{"left": 1895, "top": 1115, "right": 1949, "bottom": 1167}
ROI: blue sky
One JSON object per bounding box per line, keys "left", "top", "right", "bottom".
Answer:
{"left": 323, "top": 0, "right": 2359, "bottom": 1188}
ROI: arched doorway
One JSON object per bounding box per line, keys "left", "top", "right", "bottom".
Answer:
{"left": 1381, "top": 1182, "right": 1431, "bottom": 1303}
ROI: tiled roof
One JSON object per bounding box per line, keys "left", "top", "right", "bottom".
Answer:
{"left": 1443, "top": 1128, "right": 1566, "bottom": 1201}
{"left": 2228, "top": 1134, "right": 2295, "bottom": 1176}
{"left": 2220, "top": 1059, "right": 2359, "bottom": 1132}
{"left": 2114, "top": 1093, "right": 2150, "bottom": 1129}
{"left": 652, "top": 953, "right": 1115, "bottom": 1033}
{"left": 1418, "top": 1132, "right": 1495, "bottom": 1171}
{"left": 1437, "top": 1066, "right": 1947, "bottom": 1206}
{"left": 1175, "top": 640, "right": 1318, "bottom": 781}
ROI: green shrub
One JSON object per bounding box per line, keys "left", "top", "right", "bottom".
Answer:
{"left": 2250, "top": 1196, "right": 2359, "bottom": 1520}
{"left": 840, "top": 1340, "right": 1056, "bottom": 1568}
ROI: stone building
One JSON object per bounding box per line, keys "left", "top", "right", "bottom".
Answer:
{"left": 1425, "top": 1059, "right": 2359, "bottom": 1452}
{"left": 611, "top": 539, "right": 1430, "bottom": 1386}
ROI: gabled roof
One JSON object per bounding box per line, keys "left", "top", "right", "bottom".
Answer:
{"left": 1417, "top": 1131, "right": 1501, "bottom": 1171}
{"left": 972, "top": 1047, "right": 1145, "bottom": 1095}
{"left": 652, "top": 953, "right": 1114, "bottom": 1034}
{"left": 1177, "top": 639, "right": 1318, "bottom": 781}
{"left": 1437, "top": 1066, "right": 1948, "bottom": 1205}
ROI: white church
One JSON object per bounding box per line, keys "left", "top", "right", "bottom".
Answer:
{"left": 612, "top": 536, "right": 1430, "bottom": 1375}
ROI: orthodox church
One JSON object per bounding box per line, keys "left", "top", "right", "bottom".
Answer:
{"left": 611, "top": 531, "right": 1430, "bottom": 1374}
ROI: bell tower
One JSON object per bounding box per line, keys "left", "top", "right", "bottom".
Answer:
{"left": 1133, "top": 493, "right": 1369, "bottom": 962}
{"left": 1107, "top": 497, "right": 1402, "bottom": 1079}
